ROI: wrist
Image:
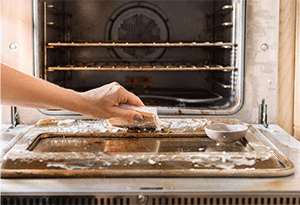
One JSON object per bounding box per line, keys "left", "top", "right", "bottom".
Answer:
{"left": 60, "top": 89, "right": 92, "bottom": 117}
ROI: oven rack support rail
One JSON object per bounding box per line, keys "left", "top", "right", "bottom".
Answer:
{"left": 46, "top": 42, "right": 236, "bottom": 48}
{"left": 47, "top": 65, "right": 236, "bottom": 72}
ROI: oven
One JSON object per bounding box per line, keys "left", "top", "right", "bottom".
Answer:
{"left": 5, "top": 0, "right": 278, "bottom": 125}
{"left": 35, "top": 0, "right": 245, "bottom": 117}
{"left": 2, "top": 0, "right": 300, "bottom": 204}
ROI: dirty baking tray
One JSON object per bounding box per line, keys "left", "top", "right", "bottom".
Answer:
{"left": 0, "top": 119, "right": 294, "bottom": 178}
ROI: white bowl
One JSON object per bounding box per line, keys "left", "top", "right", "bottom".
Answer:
{"left": 204, "top": 123, "right": 248, "bottom": 143}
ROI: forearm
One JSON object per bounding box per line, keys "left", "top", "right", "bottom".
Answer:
{"left": 1, "top": 63, "right": 86, "bottom": 112}
{"left": 1, "top": 63, "right": 145, "bottom": 120}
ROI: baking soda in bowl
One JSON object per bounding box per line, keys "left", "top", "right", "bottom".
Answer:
{"left": 204, "top": 123, "right": 248, "bottom": 143}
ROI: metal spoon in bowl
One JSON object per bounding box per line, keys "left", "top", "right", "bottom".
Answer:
{"left": 204, "top": 123, "right": 249, "bottom": 143}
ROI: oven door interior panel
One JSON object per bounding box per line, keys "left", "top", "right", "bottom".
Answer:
{"left": 36, "top": 0, "right": 245, "bottom": 114}
{"left": 0, "top": 119, "right": 294, "bottom": 178}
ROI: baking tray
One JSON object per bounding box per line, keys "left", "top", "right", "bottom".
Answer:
{"left": 0, "top": 119, "right": 294, "bottom": 178}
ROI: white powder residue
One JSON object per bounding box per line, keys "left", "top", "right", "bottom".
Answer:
{"left": 102, "top": 160, "right": 112, "bottom": 166}
{"left": 110, "top": 128, "right": 123, "bottom": 133}
{"left": 91, "top": 124, "right": 107, "bottom": 133}
{"left": 245, "top": 168, "right": 256, "bottom": 170}
{"left": 161, "top": 119, "right": 210, "bottom": 132}
{"left": 215, "top": 163, "right": 235, "bottom": 170}
{"left": 46, "top": 162, "right": 87, "bottom": 170}
{"left": 260, "top": 153, "right": 272, "bottom": 161}
{"left": 57, "top": 119, "right": 75, "bottom": 126}
{"left": 148, "top": 158, "right": 156, "bottom": 165}
{"left": 234, "top": 158, "right": 256, "bottom": 166}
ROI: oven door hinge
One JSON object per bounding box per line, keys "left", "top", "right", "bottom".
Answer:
{"left": 10, "top": 106, "right": 20, "bottom": 128}
{"left": 258, "top": 99, "right": 268, "bottom": 128}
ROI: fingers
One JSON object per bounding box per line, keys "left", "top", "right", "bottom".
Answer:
{"left": 122, "top": 91, "right": 145, "bottom": 107}
{"left": 108, "top": 83, "right": 144, "bottom": 120}
{"left": 109, "top": 82, "right": 145, "bottom": 107}
{"left": 84, "top": 82, "right": 145, "bottom": 120}
{"left": 111, "top": 107, "right": 144, "bottom": 122}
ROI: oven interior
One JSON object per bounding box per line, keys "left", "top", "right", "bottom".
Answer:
{"left": 36, "top": 0, "right": 244, "bottom": 114}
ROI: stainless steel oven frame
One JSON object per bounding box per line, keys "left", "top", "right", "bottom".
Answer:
{"left": 2, "top": 1, "right": 300, "bottom": 203}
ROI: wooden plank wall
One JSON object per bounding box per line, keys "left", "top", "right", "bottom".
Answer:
{"left": 294, "top": 0, "right": 300, "bottom": 140}
{"left": 278, "top": 0, "right": 296, "bottom": 136}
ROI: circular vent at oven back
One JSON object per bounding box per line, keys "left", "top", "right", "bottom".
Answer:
{"left": 109, "top": 5, "right": 169, "bottom": 61}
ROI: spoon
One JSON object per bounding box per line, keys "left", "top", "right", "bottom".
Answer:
{"left": 204, "top": 123, "right": 248, "bottom": 143}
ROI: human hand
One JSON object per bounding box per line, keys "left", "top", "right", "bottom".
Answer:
{"left": 79, "top": 82, "right": 145, "bottom": 121}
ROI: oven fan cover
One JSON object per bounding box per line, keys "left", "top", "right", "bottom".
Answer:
{"left": 109, "top": 5, "right": 169, "bottom": 61}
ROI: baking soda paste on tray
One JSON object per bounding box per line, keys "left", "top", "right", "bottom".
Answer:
{"left": 0, "top": 118, "right": 294, "bottom": 178}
